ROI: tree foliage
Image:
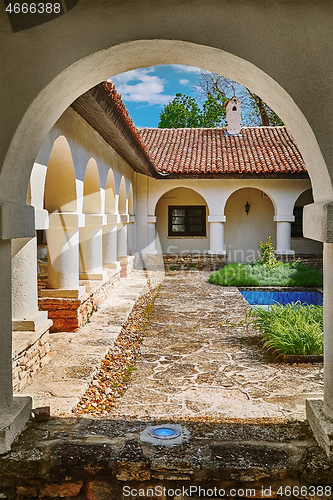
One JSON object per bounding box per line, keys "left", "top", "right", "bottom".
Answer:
{"left": 158, "top": 71, "right": 284, "bottom": 129}
{"left": 195, "top": 71, "right": 284, "bottom": 127}
{"left": 158, "top": 92, "right": 227, "bottom": 129}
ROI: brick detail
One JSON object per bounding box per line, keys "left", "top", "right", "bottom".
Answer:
{"left": 39, "top": 481, "right": 83, "bottom": 498}
{"left": 38, "top": 270, "right": 122, "bottom": 333}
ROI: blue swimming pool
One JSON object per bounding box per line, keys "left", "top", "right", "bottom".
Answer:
{"left": 240, "top": 290, "right": 323, "bottom": 306}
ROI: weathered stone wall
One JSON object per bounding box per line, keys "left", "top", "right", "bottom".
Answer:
{"left": 162, "top": 253, "right": 323, "bottom": 272}
{"left": 12, "top": 322, "right": 52, "bottom": 393}
{"left": 163, "top": 253, "right": 228, "bottom": 271}
{"left": 0, "top": 418, "right": 332, "bottom": 500}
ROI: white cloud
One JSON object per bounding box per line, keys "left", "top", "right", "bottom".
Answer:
{"left": 179, "top": 79, "right": 190, "bottom": 85}
{"left": 170, "top": 64, "right": 202, "bottom": 73}
{"left": 111, "top": 68, "right": 174, "bottom": 106}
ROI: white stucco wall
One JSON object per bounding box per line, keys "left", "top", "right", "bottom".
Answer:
{"left": 136, "top": 175, "right": 315, "bottom": 258}
{"left": 155, "top": 187, "right": 209, "bottom": 254}
{"left": 224, "top": 187, "right": 275, "bottom": 263}
{"left": 31, "top": 107, "right": 136, "bottom": 218}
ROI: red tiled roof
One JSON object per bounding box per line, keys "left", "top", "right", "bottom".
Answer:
{"left": 102, "top": 81, "right": 147, "bottom": 151}
{"left": 137, "top": 127, "right": 307, "bottom": 175}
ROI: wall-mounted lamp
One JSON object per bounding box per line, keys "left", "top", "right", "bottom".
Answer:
{"left": 245, "top": 201, "right": 250, "bottom": 215}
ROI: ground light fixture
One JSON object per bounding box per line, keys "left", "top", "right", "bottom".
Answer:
{"left": 148, "top": 426, "right": 181, "bottom": 439}
{"left": 140, "top": 423, "right": 189, "bottom": 445}
{"left": 245, "top": 201, "right": 250, "bottom": 215}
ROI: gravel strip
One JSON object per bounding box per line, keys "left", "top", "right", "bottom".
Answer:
{"left": 73, "top": 274, "right": 162, "bottom": 417}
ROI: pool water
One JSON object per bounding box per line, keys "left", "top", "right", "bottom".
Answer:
{"left": 240, "top": 290, "right": 323, "bottom": 307}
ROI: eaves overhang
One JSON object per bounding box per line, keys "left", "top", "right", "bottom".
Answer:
{"left": 71, "top": 84, "right": 158, "bottom": 178}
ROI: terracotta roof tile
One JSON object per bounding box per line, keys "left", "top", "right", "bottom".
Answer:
{"left": 138, "top": 127, "right": 306, "bottom": 175}
{"left": 102, "top": 81, "right": 306, "bottom": 176}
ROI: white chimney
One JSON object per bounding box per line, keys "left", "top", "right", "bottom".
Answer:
{"left": 225, "top": 96, "right": 241, "bottom": 135}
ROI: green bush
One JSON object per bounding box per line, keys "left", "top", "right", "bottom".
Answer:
{"left": 209, "top": 261, "right": 323, "bottom": 287}
{"left": 259, "top": 236, "right": 278, "bottom": 269}
{"left": 251, "top": 302, "right": 323, "bottom": 356}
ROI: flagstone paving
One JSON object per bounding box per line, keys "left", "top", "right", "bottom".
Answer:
{"left": 20, "top": 269, "right": 324, "bottom": 422}
{"left": 109, "top": 270, "right": 324, "bottom": 421}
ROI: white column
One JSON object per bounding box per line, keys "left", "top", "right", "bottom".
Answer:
{"left": 0, "top": 239, "right": 31, "bottom": 454}
{"left": 45, "top": 212, "right": 85, "bottom": 297}
{"left": 143, "top": 215, "right": 157, "bottom": 254}
{"left": 102, "top": 214, "right": 119, "bottom": 269}
{"left": 117, "top": 214, "right": 129, "bottom": 259}
{"left": 274, "top": 215, "right": 295, "bottom": 255}
{"left": 127, "top": 215, "right": 136, "bottom": 254}
{"left": 79, "top": 214, "right": 107, "bottom": 280}
{"left": 11, "top": 237, "right": 48, "bottom": 331}
{"left": 208, "top": 215, "right": 227, "bottom": 254}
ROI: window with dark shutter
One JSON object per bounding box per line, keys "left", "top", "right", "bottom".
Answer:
{"left": 168, "top": 206, "right": 206, "bottom": 236}
{"left": 291, "top": 206, "right": 303, "bottom": 237}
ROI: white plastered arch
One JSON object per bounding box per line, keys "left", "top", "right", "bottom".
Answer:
{"left": 2, "top": 39, "right": 331, "bottom": 220}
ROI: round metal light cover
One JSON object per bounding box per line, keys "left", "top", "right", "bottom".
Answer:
{"left": 148, "top": 425, "right": 181, "bottom": 440}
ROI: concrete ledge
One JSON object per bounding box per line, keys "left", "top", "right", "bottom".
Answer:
{"left": 39, "top": 286, "right": 86, "bottom": 298}
{"left": 306, "top": 398, "right": 333, "bottom": 460}
{"left": 12, "top": 319, "right": 53, "bottom": 359}
{"left": 12, "top": 311, "right": 48, "bottom": 332}
{"left": 208, "top": 215, "right": 226, "bottom": 223}
{"left": 0, "top": 396, "right": 32, "bottom": 454}
{"left": 79, "top": 271, "right": 107, "bottom": 281}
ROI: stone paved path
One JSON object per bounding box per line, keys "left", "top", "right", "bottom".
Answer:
{"left": 111, "top": 270, "right": 323, "bottom": 421}
{"left": 19, "top": 270, "right": 162, "bottom": 416}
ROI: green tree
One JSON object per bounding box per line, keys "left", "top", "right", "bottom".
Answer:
{"left": 158, "top": 92, "right": 226, "bottom": 129}
{"left": 158, "top": 94, "right": 201, "bottom": 128}
{"left": 195, "top": 71, "right": 284, "bottom": 127}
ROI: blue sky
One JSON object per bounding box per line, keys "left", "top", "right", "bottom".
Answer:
{"left": 111, "top": 65, "right": 205, "bottom": 128}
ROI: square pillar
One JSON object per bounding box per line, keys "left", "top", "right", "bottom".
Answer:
{"left": 45, "top": 212, "right": 85, "bottom": 297}
{"left": 12, "top": 236, "right": 48, "bottom": 331}
{"left": 117, "top": 214, "right": 129, "bottom": 258}
{"left": 208, "top": 215, "right": 227, "bottom": 255}
{"left": 79, "top": 214, "right": 107, "bottom": 280}
{"left": 102, "top": 214, "right": 120, "bottom": 270}
{"left": 274, "top": 215, "right": 295, "bottom": 256}
{"left": 0, "top": 239, "right": 32, "bottom": 454}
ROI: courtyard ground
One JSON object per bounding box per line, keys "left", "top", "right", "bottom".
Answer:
{"left": 21, "top": 269, "right": 324, "bottom": 422}
{"left": 8, "top": 270, "right": 330, "bottom": 495}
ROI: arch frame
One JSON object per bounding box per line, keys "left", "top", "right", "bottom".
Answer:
{"left": 1, "top": 36, "right": 332, "bottom": 229}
